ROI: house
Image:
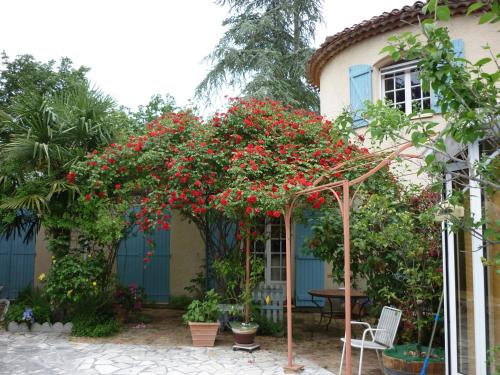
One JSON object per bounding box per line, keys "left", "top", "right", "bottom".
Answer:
{"left": 0, "top": 208, "right": 330, "bottom": 308}
{"left": 306, "top": 1, "right": 499, "bottom": 374}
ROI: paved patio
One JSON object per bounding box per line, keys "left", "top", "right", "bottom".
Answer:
{"left": 0, "top": 332, "right": 334, "bottom": 375}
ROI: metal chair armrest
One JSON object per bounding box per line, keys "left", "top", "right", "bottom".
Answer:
{"left": 362, "top": 328, "right": 387, "bottom": 343}
{"left": 350, "top": 321, "right": 372, "bottom": 329}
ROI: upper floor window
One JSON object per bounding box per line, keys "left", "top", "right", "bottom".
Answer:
{"left": 381, "top": 61, "right": 430, "bottom": 115}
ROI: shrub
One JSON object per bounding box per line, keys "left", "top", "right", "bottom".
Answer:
{"left": 6, "top": 287, "right": 52, "bottom": 324}
{"left": 114, "top": 283, "right": 146, "bottom": 312}
{"left": 4, "top": 304, "right": 25, "bottom": 325}
{"left": 252, "top": 312, "right": 284, "bottom": 336}
{"left": 45, "top": 254, "right": 107, "bottom": 307}
{"left": 169, "top": 295, "right": 194, "bottom": 310}
{"left": 71, "top": 315, "right": 120, "bottom": 337}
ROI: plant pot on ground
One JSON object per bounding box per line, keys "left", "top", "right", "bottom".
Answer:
{"left": 229, "top": 321, "right": 259, "bottom": 345}
{"left": 383, "top": 344, "right": 445, "bottom": 375}
{"left": 183, "top": 290, "right": 221, "bottom": 347}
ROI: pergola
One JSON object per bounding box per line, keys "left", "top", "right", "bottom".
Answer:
{"left": 277, "top": 141, "right": 422, "bottom": 374}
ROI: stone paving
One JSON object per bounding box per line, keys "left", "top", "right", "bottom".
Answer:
{"left": 0, "top": 332, "right": 334, "bottom": 375}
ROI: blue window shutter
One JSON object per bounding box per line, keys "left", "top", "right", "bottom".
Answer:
{"left": 452, "top": 38, "right": 465, "bottom": 59}
{"left": 349, "top": 64, "right": 372, "bottom": 128}
{"left": 0, "top": 229, "right": 35, "bottom": 299}
{"left": 295, "top": 212, "right": 324, "bottom": 307}
{"left": 118, "top": 208, "right": 171, "bottom": 302}
{"left": 432, "top": 38, "right": 464, "bottom": 113}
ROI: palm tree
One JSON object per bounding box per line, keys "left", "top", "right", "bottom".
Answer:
{"left": 0, "top": 83, "right": 120, "bottom": 253}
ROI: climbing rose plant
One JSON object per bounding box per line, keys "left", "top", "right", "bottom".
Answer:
{"left": 71, "top": 98, "right": 372, "bottom": 260}
{"left": 208, "top": 98, "right": 371, "bottom": 228}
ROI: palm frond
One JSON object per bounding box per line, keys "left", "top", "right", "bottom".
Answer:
{"left": 0, "top": 194, "right": 48, "bottom": 214}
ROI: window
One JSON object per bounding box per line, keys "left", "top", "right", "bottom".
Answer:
{"left": 381, "top": 61, "right": 430, "bottom": 114}
{"left": 252, "top": 217, "right": 286, "bottom": 284}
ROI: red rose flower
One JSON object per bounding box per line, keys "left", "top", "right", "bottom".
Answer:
{"left": 66, "top": 171, "right": 76, "bottom": 184}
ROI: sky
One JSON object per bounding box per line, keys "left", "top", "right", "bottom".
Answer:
{"left": 1, "top": 0, "right": 412, "bottom": 113}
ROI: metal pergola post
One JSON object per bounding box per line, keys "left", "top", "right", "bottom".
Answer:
{"left": 279, "top": 142, "right": 420, "bottom": 374}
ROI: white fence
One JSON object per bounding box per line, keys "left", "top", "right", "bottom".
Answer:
{"left": 253, "top": 284, "right": 284, "bottom": 323}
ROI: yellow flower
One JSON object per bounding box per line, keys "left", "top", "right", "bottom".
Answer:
{"left": 38, "top": 273, "right": 46, "bottom": 282}
{"left": 92, "top": 281, "right": 97, "bottom": 287}
{"left": 66, "top": 289, "right": 73, "bottom": 297}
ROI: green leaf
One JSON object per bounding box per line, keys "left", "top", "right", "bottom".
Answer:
{"left": 467, "top": 2, "right": 484, "bottom": 15}
{"left": 475, "top": 57, "right": 492, "bottom": 67}
{"left": 479, "top": 11, "right": 496, "bottom": 24}
{"left": 423, "top": 0, "right": 437, "bottom": 14}
{"left": 436, "top": 6, "right": 451, "bottom": 21}
{"left": 380, "top": 45, "right": 396, "bottom": 55}
{"left": 425, "top": 154, "right": 436, "bottom": 165}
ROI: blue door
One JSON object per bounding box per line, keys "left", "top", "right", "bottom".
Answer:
{"left": 117, "top": 226, "right": 170, "bottom": 302}
{"left": 0, "top": 232, "right": 36, "bottom": 299}
{"left": 295, "top": 214, "right": 324, "bottom": 307}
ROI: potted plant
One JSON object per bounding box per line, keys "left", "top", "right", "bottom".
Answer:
{"left": 182, "top": 289, "right": 221, "bottom": 347}
{"left": 212, "top": 242, "right": 265, "bottom": 347}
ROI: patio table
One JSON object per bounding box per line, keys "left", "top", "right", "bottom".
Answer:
{"left": 308, "top": 288, "right": 368, "bottom": 330}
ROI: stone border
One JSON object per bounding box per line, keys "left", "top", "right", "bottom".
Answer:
{"left": 6, "top": 321, "right": 73, "bottom": 333}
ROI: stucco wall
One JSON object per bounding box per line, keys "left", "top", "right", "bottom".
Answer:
{"left": 169, "top": 210, "right": 205, "bottom": 297}
{"left": 318, "top": 15, "right": 499, "bottom": 185}
{"left": 315, "top": 14, "right": 499, "bottom": 288}
{"left": 319, "top": 15, "right": 499, "bottom": 119}
{"left": 34, "top": 228, "right": 50, "bottom": 287}
{"left": 32, "top": 213, "right": 205, "bottom": 299}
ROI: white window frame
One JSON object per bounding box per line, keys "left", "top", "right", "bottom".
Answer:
{"left": 252, "top": 218, "right": 287, "bottom": 286}
{"left": 380, "top": 60, "right": 431, "bottom": 115}
{"left": 444, "top": 141, "right": 487, "bottom": 375}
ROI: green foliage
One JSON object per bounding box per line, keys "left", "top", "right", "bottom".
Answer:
{"left": 4, "top": 304, "right": 26, "bottom": 325}
{"left": 114, "top": 283, "right": 147, "bottom": 312}
{"left": 0, "top": 53, "right": 89, "bottom": 109}
{"left": 71, "top": 315, "right": 120, "bottom": 337}
{"left": 44, "top": 254, "right": 107, "bottom": 307}
{"left": 309, "top": 184, "right": 442, "bottom": 345}
{"left": 251, "top": 312, "right": 284, "bottom": 336}
{"left": 184, "top": 269, "right": 207, "bottom": 299}
{"left": 0, "top": 53, "right": 133, "bottom": 267}
{"left": 487, "top": 345, "right": 500, "bottom": 375}
{"left": 367, "top": 0, "right": 499, "bottom": 276}
{"left": 182, "top": 289, "right": 221, "bottom": 323}
{"left": 14, "top": 286, "right": 52, "bottom": 323}
{"left": 168, "top": 295, "right": 194, "bottom": 310}
{"left": 133, "top": 94, "right": 177, "bottom": 126}
{"left": 196, "top": 0, "right": 323, "bottom": 111}
{"left": 213, "top": 248, "right": 265, "bottom": 304}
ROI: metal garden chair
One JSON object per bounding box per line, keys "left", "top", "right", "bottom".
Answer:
{"left": 339, "top": 306, "right": 402, "bottom": 375}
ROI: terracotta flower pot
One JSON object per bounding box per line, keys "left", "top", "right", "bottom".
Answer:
{"left": 188, "top": 321, "right": 220, "bottom": 347}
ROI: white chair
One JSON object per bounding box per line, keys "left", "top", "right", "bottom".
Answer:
{"left": 339, "top": 306, "right": 402, "bottom": 375}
